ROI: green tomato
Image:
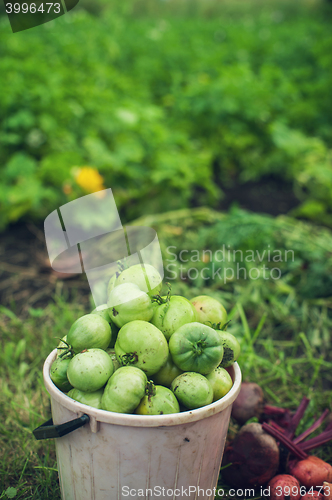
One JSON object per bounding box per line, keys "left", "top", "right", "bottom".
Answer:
{"left": 101, "top": 366, "right": 147, "bottom": 413}
{"left": 106, "top": 348, "right": 122, "bottom": 371}
{"left": 67, "top": 314, "right": 112, "bottom": 353}
{"left": 151, "top": 295, "right": 197, "bottom": 341}
{"left": 67, "top": 388, "right": 104, "bottom": 409}
{"left": 107, "top": 273, "right": 117, "bottom": 297}
{"left": 91, "top": 306, "right": 111, "bottom": 323}
{"left": 216, "top": 331, "right": 241, "bottom": 368}
{"left": 91, "top": 305, "right": 119, "bottom": 348}
{"left": 169, "top": 322, "right": 224, "bottom": 375}
{"left": 135, "top": 383, "right": 180, "bottom": 415}
{"left": 171, "top": 372, "right": 213, "bottom": 410}
{"left": 190, "top": 295, "right": 227, "bottom": 328}
{"left": 152, "top": 352, "right": 183, "bottom": 388}
{"left": 115, "top": 320, "right": 168, "bottom": 377}
{"left": 205, "top": 367, "right": 233, "bottom": 401}
{"left": 67, "top": 348, "right": 114, "bottom": 392}
{"left": 107, "top": 284, "right": 154, "bottom": 328}
{"left": 114, "top": 264, "right": 162, "bottom": 297}
{"left": 50, "top": 356, "right": 73, "bottom": 392}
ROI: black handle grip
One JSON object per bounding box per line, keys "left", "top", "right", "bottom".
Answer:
{"left": 33, "top": 414, "right": 90, "bottom": 440}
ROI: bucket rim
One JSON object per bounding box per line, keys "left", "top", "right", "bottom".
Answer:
{"left": 44, "top": 349, "right": 241, "bottom": 427}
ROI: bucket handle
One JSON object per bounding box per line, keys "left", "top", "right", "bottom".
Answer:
{"left": 33, "top": 414, "right": 90, "bottom": 440}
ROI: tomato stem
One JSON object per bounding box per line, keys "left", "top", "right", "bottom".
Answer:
{"left": 192, "top": 340, "right": 207, "bottom": 356}
{"left": 58, "top": 349, "right": 73, "bottom": 359}
{"left": 117, "top": 258, "right": 128, "bottom": 272}
{"left": 152, "top": 283, "right": 172, "bottom": 306}
{"left": 152, "top": 294, "right": 166, "bottom": 305}
{"left": 145, "top": 380, "right": 156, "bottom": 400}
{"left": 210, "top": 320, "right": 231, "bottom": 331}
{"left": 121, "top": 352, "right": 138, "bottom": 365}
{"left": 55, "top": 338, "right": 74, "bottom": 358}
{"left": 165, "top": 282, "right": 172, "bottom": 303}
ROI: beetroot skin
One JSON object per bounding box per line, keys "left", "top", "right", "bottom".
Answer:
{"left": 268, "top": 474, "right": 301, "bottom": 500}
{"left": 231, "top": 382, "right": 264, "bottom": 425}
{"left": 222, "top": 423, "right": 279, "bottom": 488}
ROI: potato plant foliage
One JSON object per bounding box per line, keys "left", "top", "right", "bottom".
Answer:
{"left": 1, "top": 0, "right": 332, "bottom": 228}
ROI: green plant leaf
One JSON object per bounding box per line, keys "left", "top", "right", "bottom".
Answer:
{"left": 5, "top": 487, "right": 17, "bottom": 499}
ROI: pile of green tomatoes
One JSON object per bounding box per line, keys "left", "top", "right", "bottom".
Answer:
{"left": 50, "top": 264, "right": 241, "bottom": 415}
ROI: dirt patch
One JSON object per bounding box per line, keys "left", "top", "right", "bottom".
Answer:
{"left": 0, "top": 223, "right": 90, "bottom": 316}
{"left": 218, "top": 177, "right": 300, "bottom": 216}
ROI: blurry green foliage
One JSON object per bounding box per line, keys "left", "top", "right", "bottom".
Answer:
{"left": 132, "top": 206, "right": 332, "bottom": 349}
{"left": 1, "top": 0, "right": 332, "bottom": 228}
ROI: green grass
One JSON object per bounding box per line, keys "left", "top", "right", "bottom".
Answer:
{"left": 1, "top": 298, "right": 331, "bottom": 499}
{"left": 1, "top": 209, "right": 332, "bottom": 498}
{"left": 0, "top": 296, "right": 86, "bottom": 500}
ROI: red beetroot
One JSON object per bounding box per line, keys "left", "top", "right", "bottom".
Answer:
{"left": 231, "top": 382, "right": 264, "bottom": 425}
{"left": 300, "top": 492, "right": 324, "bottom": 500}
{"left": 268, "top": 474, "right": 301, "bottom": 500}
{"left": 288, "top": 456, "right": 332, "bottom": 488}
{"left": 222, "top": 423, "right": 279, "bottom": 488}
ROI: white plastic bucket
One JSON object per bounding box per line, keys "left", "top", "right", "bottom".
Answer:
{"left": 43, "top": 349, "right": 241, "bottom": 500}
